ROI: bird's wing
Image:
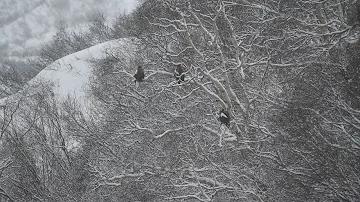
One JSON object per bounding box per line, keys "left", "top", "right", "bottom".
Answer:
{"left": 220, "top": 112, "right": 228, "bottom": 118}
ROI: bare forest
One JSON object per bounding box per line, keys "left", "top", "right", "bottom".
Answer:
{"left": 1, "top": 0, "right": 360, "bottom": 201}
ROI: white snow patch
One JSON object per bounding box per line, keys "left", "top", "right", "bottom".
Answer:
{"left": 0, "top": 38, "right": 136, "bottom": 152}
{"left": 35, "top": 39, "right": 129, "bottom": 102}
{"left": 0, "top": 38, "right": 135, "bottom": 106}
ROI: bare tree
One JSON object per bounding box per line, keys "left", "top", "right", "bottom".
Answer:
{"left": 77, "top": 0, "right": 359, "bottom": 201}
{"left": 1, "top": 0, "right": 358, "bottom": 201}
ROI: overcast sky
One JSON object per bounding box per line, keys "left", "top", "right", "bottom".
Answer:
{"left": 123, "top": 0, "right": 138, "bottom": 13}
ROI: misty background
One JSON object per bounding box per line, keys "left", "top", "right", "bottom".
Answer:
{"left": 0, "top": 0, "right": 136, "bottom": 59}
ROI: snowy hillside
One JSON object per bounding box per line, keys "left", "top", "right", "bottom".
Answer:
{"left": 1, "top": 1, "right": 359, "bottom": 202}
{"left": 0, "top": 38, "right": 135, "bottom": 106}
{"left": 0, "top": 0, "right": 136, "bottom": 62}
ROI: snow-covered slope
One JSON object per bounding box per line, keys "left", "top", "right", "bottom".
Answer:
{"left": 0, "top": 38, "right": 135, "bottom": 106}
{"left": 0, "top": 0, "right": 137, "bottom": 100}
{"left": 0, "top": 37, "right": 135, "bottom": 154}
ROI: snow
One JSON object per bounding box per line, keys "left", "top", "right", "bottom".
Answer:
{"left": 0, "top": 38, "right": 135, "bottom": 152}
{"left": 0, "top": 38, "right": 134, "bottom": 106}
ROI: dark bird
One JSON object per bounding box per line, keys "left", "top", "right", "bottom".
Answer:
{"left": 219, "top": 108, "right": 230, "bottom": 127}
{"left": 174, "top": 64, "right": 185, "bottom": 84}
{"left": 134, "top": 65, "right": 145, "bottom": 83}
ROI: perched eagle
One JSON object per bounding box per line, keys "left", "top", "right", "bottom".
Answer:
{"left": 134, "top": 65, "right": 145, "bottom": 83}
{"left": 174, "top": 64, "right": 185, "bottom": 84}
{"left": 219, "top": 108, "right": 230, "bottom": 127}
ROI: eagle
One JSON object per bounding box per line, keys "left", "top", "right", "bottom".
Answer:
{"left": 134, "top": 65, "right": 145, "bottom": 83}
{"left": 174, "top": 64, "right": 185, "bottom": 84}
{"left": 219, "top": 108, "right": 230, "bottom": 127}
